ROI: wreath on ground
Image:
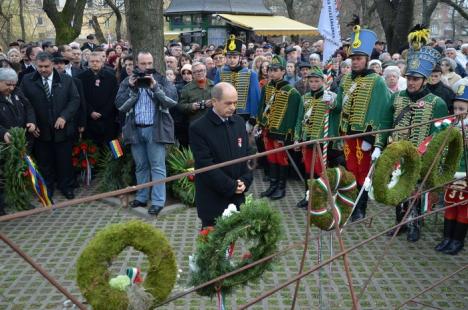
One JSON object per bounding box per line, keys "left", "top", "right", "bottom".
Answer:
{"left": 0, "top": 127, "right": 33, "bottom": 211}
{"left": 97, "top": 142, "right": 134, "bottom": 192}
{"left": 166, "top": 146, "right": 195, "bottom": 206}
{"left": 373, "top": 140, "right": 421, "bottom": 206}
{"left": 421, "top": 127, "right": 463, "bottom": 189}
{"left": 189, "top": 196, "right": 282, "bottom": 296}
{"left": 76, "top": 220, "right": 177, "bottom": 309}
{"left": 308, "top": 166, "right": 358, "bottom": 230}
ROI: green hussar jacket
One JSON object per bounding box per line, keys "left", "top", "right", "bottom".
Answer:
{"left": 335, "top": 70, "right": 392, "bottom": 148}
{"left": 294, "top": 88, "right": 339, "bottom": 143}
{"left": 381, "top": 88, "right": 448, "bottom": 147}
{"left": 257, "top": 79, "right": 303, "bottom": 142}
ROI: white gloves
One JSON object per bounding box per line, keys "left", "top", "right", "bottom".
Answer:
{"left": 323, "top": 91, "right": 332, "bottom": 102}
{"left": 371, "top": 147, "right": 381, "bottom": 161}
{"left": 363, "top": 177, "right": 372, "bottom": 191}
{"left": 361, "top": 140, "right": 372, "bottom": 151}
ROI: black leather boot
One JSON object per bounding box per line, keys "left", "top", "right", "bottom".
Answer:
{"left": 435, "top": 219, "right": 456, "bottom": 251}
{"left": 443, "top": 222, "right": 467, "bottom": 255}
{"left": 270, "top": 166, "right": 288, "bottom": 200}
{"left": 296, "top": 180, "right": 309, "bottom": 209}
{"left": 351, "top": 186, "right": 368, "bottom": 222}
{"left": 407, "top": 205, "right": 421, "bottom": 242}
{"left": 261, "top": 164, "right": 278, "bottom": 197}
{"left": 387, "top": 204, "right": 407, "bottom": 236}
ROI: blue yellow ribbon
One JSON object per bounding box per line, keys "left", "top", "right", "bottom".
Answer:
{"left": 24, "top": 155, "right": 52, "bottom": 207}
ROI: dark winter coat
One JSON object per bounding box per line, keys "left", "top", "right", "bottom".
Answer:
{"left": 77, "top": 68, "right": 118, "bottom": 143}
{"left": 20, "top": 69, "right": 80, "bottom": 143}
{"left": 189, "top": 109, "right": 253, "bottom": 223}
{"left": 0, "top": 88, "right": 36, "bottom": 140}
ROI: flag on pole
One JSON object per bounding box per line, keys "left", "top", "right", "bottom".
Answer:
{"left": 318, "top": 0, "right": 341, "bottom": 64}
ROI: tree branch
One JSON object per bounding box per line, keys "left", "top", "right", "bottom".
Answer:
{"left": 440, "top": 0, "right": 468, "bottom": 20}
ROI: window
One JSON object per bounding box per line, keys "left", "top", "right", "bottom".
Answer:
{"left": 89, "top": 19, "right": 93, "bottom": 28}
{"left": 87, "top": 0, "right": 93, "bottom": 8}
{"left": 37, "top": 16, "right": 43, "bottom": 25}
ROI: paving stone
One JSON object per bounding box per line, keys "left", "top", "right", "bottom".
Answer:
{"left": 0, "top": 170, "right": 467, "bottom": 309}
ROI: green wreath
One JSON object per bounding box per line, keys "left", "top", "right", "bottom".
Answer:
{"left": 190, "top": 197, "right": 282, "bottom": 296}
{"left": 421, "top": 127, "right": 463, "bottom": 189}
{"left": 166, "top": 146, "right": 195, "bottom": 206}
{"left": 76, "top": 220, "right": 177, "bottom": 309}
{"left": 373, "top": 140, "right": 421, "bottom": 206}
{"left": 0, "top": 127, "right": 33, "bottom": 210}
{"left": 308, "top": 166, "right": 358, "bottom": 230}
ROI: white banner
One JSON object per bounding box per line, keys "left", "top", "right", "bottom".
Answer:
{"left": 318, "top": 0, "right": 341, "bottom": 64}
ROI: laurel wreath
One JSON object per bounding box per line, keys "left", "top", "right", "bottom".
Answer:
{"left": 76, "top": 220, "right": 177, "bottom": 309}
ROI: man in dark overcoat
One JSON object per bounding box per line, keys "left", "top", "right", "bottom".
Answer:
{"left": 189, "top": 82, "right": 253, "bottom": 227}
{"left": 20, "top": 52, "right": 80, "bottom": 200}
{"left": 77, "top": 52, "right": 118, "bottom": 145}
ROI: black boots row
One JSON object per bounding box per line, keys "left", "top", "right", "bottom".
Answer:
{"left": 260, "top": 164, "right": 287, "bottom": 200}
{"left": 351, "top": 185, "right": 368, "bottom": 222}
{"left": 387, "top": 202, "right": 421, "bottom": 242}
{"left": 435, "top": 219, "right": 467, "bottom": 255}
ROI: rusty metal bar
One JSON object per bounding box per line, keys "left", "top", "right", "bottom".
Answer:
{"left": 395, "top": 264, "right": 467, "bottom": 310}
{"left": 315, "top": 145, "right": 359, "bottom": 310}
{"left": 290, "top": 142, "right": 317, "bottom": 309}
{"left": 237, "top": 200, "right": 467, "bottom": 309}
{"left": 357, "top": 126, "right": 454, "bottom": 302}
{"left": 405, "top": 300, "right": 444, "bottom": 310}
{"left": 0, "top": 232, "right": 87, "bottom": 310}
{"left": 1, "top": 114, "right": 461, "bottom": 223}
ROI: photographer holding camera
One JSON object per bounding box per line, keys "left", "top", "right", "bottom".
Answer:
{"left": 115, "top": 51, "right": 178, "bottom": 216}
{"left": 178, "top": 62, "right": 214, "bottom": 127}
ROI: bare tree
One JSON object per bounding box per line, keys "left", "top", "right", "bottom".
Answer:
{"left": 283, "top": 0, "right": 295, "bottom": 19}
{"left": 18, "top": 0, "right": 25, "bottom": 40}
{"left": 0, "top": 0, "right": 13, "bottom": 46}
{"left": 42, "top": 0, "right": 87, "bottom": 45}
{"left": 104, "top": 0, "right": 122, "bottom": 41}
{"left": 125, "top": 0, "right": 165, "bottom": 73}
{"left": 375, "top": 0, "right": 415, "bottom": 53}
{"left": 91, "top": 15, "right": 106, "bottom": 43}
{"left": 422, "top": 0, "right": 468, "bottom": 26}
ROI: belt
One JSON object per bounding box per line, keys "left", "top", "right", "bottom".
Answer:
{"left": 135, "top": 124, "right": 153, "bottom": 128}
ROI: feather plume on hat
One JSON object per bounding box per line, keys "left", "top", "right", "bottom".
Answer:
{"left": 408, "top": 24, "right": 430, "bottom": 51}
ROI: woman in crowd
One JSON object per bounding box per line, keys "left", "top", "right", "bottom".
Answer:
{"left": 369, "top": 59, "right": 383, "bottom": 75}
{"left": 440, "top": 57, "right": 462, "bottom": 87}
{"left": 383, "top": 65, "right": 406, "bottom": 93}
{"left": 258, "top": 61, "right": 270, "bottom": 88}
{"left": 178, "top": 53, "right": 192, "bottom": 70}
{"left": 6, "top": 49, "right": 21, "bottom": 73}
{"left": 284, "top": 61, "right": 299, "bottom": 86}
{"left": 252, "top": 55, "right": 266, "bottom": 75}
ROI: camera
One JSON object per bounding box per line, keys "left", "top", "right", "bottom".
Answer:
{"left": 132, "top": 68, "right": 156, "bottom": 88}
{"left": 199, "top": 100, "right": 206, "bottom": 110}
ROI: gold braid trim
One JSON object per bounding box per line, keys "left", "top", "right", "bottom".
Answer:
{"left": 340, "top": 74, "right": 376, "bottom": 132}
{"left": 265, "top": 85, "right": 293, "bottom": 130}
{"left": 392, "top": 95, "right": 437, "bottom": 146}
{"left": 220, "top": 71, "right": 251, "bottom": 110}
{"left": 302, "top": 94, "right": 327, "bottom": 140}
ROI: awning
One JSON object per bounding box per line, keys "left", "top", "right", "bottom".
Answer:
{"left": 217, "top": 14, "right": 318, "bottom": 36}
{"left": 164, "top": 31, "right": 182, "bottom": 40}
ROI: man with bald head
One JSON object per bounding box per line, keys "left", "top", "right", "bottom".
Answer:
{"left": 189, "top": 82, "right": 253, "bottom": 228}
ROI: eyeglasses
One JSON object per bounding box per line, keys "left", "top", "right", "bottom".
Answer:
{"left": 193, "top": 69, "right": 206, "bottom": 74}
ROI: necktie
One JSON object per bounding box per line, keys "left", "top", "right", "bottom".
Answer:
{"left": 43, "top": 78, "right": 51, "bottom": 100}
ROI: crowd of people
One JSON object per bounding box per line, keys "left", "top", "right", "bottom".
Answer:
{"left": 0, "top": 27, "right": 467, "bottom": 254}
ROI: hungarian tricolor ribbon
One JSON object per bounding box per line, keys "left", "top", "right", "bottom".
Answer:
{"left": 24, "top": 155, "right": 52, "bottom": 207}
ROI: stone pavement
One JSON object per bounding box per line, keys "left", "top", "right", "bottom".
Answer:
{"left": 0, "top": 171, "right": 467, "bottom": 309}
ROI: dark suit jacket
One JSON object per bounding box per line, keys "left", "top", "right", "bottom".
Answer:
{"left": 81, "top": 42, "right": 96, "bottom": 51}
{"left": 189, "top": 109, "right": 253, "bottom": 222}
{"left": 18, "top": 65, "right": 35, "bottom": 84}
{"left": 20, "top": 69, "right": 80, "bottom": 142}
{"left": 0, "top": 88, "right": 36, "bottom": 140}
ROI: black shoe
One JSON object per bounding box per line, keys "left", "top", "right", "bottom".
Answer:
{"left": 129, "top": 200, "right": 147, "bottom": 208}
{"left": 351, "top": 208, "right": 365, "bottom": 222}
{"left": 442, "top": 240, "right": 464, "bottom": 255}
{"left": 296, "top": 197, "right": 308, "bottom": 209}
{"left": 270, "top": 180, "right": 286, "bottom": 200}
{"left": 407, "top": 225, "right": 420, "bottom": 242}
{"left": 260, "top": 180, "right": 278, "bottom": 197}
{"left": 62, "top": 190, "right": 75, "bottom": 200}
{"left": 435, "top": 238, "right": 452, "bottom": 252}
{"left": 148, "top": 205, "right": 163, "bottom": 216}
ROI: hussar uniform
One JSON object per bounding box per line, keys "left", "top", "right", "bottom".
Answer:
{"left": 257, "top": 55, "right": 303, "bottom": 200}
